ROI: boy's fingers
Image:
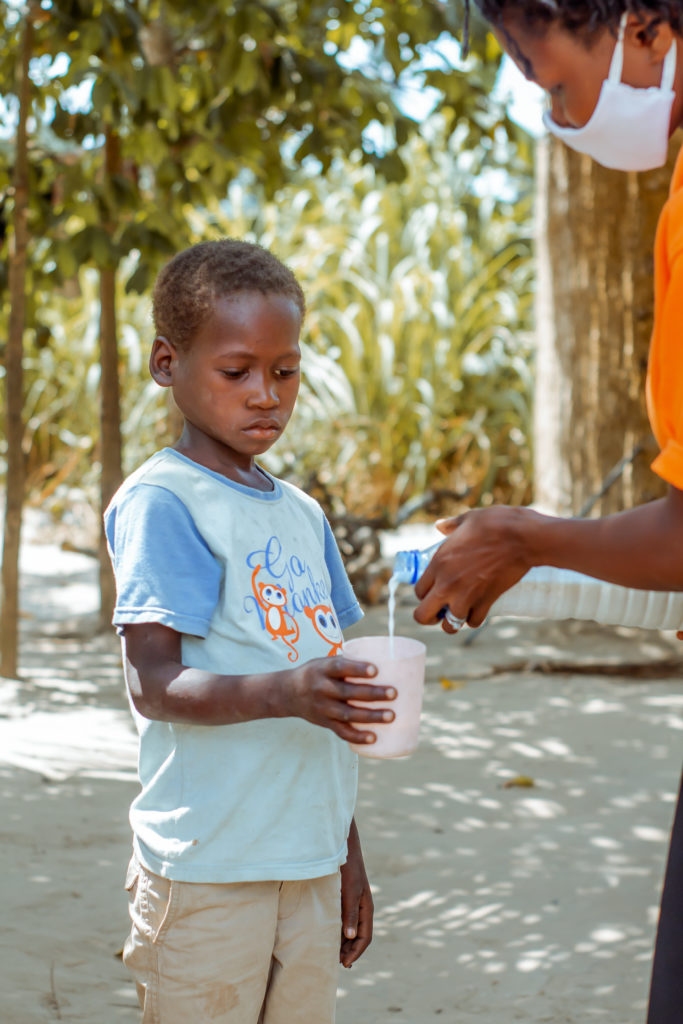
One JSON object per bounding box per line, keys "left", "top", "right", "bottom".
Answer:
{"left": 340, "top": 705, "right": 394, "bottom": 724}
{"left": 341, "top": 899, "right": 373, "bottom": 965}
{"left": 329, "top": 657, "right": 377, "bottom": 678}
{"left": 340, "top": 938, "right": 360, "bottom": 968}
{"left": 335, "top": 725, "right": 377, "bottom": 745}
{"left": 339, "top": 682, "right": 396, "bottom": 702}
{"left": 341, "top": 899, "right": 359, "bottom": 941}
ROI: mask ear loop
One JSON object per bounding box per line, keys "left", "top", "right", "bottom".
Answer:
{"left": 661, "top": 35, "right": 677, "bottom": 91}
{"left": 608, "top": 12, "right": 628, "bottom": 84}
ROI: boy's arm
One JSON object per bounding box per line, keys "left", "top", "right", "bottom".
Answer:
{"left": 123, "top": 621, "right": 395, "bottom": 744}
{"left": 340, "top": 817, "right": 373, "bottom": 967}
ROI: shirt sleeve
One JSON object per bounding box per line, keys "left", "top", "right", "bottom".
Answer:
{"left": 322, "top": 516, "right": 363, "bottom": 629}
{"left": 105, "top": 483, "right": 221, "bottom": 636}
{"left": 650, "top": 245, "right": 683, "bottom": 491}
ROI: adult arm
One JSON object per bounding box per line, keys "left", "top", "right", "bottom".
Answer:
{"left": 123, "top": 621, "right": 395, "bottom": 744}
{"left": 414, "top": 485, "right": 683, "bottom": 629}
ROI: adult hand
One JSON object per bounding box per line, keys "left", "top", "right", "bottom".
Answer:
{"left": 413, "top": 506, "right": 538, "bottom": 632}
{"left": 340, "top": 819, "right": 373, "bottom": 967}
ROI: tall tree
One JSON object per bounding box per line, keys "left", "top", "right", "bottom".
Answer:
{"left": 97, "top": 125, "right": 122, "bottom": 623}
{"left": 1, "top": 5, "right": 34, "bottom": 678}
{"left": 534, "top": 131, "right": 683, "bottom": 517}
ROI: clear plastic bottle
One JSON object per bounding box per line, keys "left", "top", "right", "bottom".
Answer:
{"left": 393, "top": 541, "right": 683, "bottom": 630}
{"left": 392, "top": 542, "right": 444, "bottom": 585}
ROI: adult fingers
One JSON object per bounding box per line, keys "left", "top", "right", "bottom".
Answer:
{"left": 435, "top": 514, "right": 463, "bottom": 535}
{"left": 441, "top": 607, "right": 469, "bottom": 631}
{"left": 413, "top": 557, "right": 436, "bottom": 601}
{"left": 413, "top": 581, "right": 472, "bottom": 626}
{"left": 467, "top": 600, "right": 491, "bottom": 629}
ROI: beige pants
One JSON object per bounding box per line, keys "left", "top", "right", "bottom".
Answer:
{"left": 123, "top": 856, "right": 341, "bottom": 1024}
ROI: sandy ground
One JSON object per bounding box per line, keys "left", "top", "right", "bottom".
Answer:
{"left": 2, "top": 528, "right": 683, "bottom": 1023}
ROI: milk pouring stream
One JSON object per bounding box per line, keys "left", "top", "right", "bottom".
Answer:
{"left": 390, "top": 540, "right": 683, "bottom": 631}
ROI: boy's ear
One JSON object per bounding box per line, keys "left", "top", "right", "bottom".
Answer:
{"left": 149, "top": 335, "right": 177, "bottom": 388}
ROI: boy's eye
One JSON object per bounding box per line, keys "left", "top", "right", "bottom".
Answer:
{"left": 276, "top": 367, "right": 299, "bottom": 379}
{"left": 221, "top": 369, "right": 247, "bottom": 379}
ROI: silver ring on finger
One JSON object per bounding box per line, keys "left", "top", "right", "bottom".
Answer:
{"left": 444, "top": 609, "right": 467, "bottom": 631}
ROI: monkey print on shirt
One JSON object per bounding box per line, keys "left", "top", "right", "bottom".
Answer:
{"left": 304, "top": 604, "right": 343, "bottom": 656}
{"left": 251, "top": 564, "right": 301, "bottom": 662}
{"left": 245, "top": 535, "right": 342, "bottom": 662}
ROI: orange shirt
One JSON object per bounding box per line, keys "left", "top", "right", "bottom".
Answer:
{"left": 648, "top": 145, "right": 683, "bottom": 490}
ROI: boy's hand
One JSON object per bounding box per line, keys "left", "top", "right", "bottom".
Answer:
{"left": 340, "top": 819, "right": 373, "bottom": 967}
{"left": 287, "top": 656, "right": 395, "bottom": 745}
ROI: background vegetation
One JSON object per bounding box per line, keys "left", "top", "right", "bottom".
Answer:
{"left": 1, "top": 0, "right": 535, "bottom": 670}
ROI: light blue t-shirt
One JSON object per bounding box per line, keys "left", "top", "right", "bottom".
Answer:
{"left": 105, "top": 448, "right": 363, "bottom": 883}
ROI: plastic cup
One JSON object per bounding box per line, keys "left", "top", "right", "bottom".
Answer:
{"left": 343, "top": 635, "right": 427, "bottom": 759}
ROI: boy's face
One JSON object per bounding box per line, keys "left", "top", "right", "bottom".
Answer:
{"left": 151, "top": 291, "right": 302, "bottom": 476}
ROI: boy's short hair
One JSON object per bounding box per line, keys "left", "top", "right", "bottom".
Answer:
{"left": 153, "top": 239, "right": 306, "bottom": 349}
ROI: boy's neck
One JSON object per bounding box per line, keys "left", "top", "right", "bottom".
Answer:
{"left": 172, "top": 438, "right": 274, "bottom": 492}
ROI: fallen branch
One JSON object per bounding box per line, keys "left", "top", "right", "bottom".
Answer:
{"left": 47, "top": 961, "right": 62, "bottom": 1019}
{"left": 490, "top": 658, "right": 683, "bottom": 679}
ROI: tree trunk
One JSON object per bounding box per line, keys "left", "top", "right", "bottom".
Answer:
{"left": 98, "top": 266, "right": 122, "bottom": 628}
{"left": 1, "top": 11, "right": 33, "bottom": 679}
{"left": 98, "top": 127, "right": 123, "bottom": 630}
{"left": 534, "top": 131, "right": 683, "bottom": 517}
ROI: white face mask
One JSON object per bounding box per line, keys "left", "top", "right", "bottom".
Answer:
{"left": 543, "top": 13, "right": 677, "bottom": 172}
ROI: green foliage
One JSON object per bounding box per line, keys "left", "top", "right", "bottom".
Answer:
{"left": 19, "top": 116, "right": 533, "bottom": 527}
{"left": 0, "top": 1, "right": 534, "bottom": 532}
{"left": 1, "top": 0, "right": 521, "bottom": 294}
{"left": 12, "top": 0, "right": 481, "bottom": 286}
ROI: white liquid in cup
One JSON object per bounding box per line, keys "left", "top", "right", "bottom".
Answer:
{"left": 343, "top": 635, "right": 427, "bottom": 759}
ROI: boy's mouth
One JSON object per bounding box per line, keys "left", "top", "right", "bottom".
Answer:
{"left": 243, "top": 419, "right": 281, "bottom": 438}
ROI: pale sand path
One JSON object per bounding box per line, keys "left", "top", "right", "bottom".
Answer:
{"left": 1, "top": 531, "right": 683, "bottom": 1023}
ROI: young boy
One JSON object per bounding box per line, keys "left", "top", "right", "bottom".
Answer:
{"left": 104, "top": 239, "right": 396, "bottom": 1023}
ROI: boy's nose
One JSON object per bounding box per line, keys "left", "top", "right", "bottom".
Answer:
{"left": 249, "top": 376, "right": 279, "bottom": 407}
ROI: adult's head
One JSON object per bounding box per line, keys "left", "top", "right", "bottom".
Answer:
{"left": 465, "top": 1, "right": 683, "bottom": 170}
